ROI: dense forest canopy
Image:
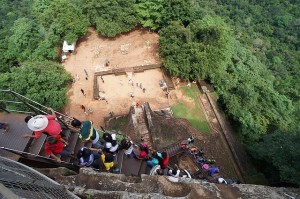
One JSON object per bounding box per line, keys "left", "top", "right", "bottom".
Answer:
{"left": 0, "top": 0, "right": 299, "bottom": 187}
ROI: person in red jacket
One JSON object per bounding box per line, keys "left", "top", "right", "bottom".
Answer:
{"left": 44, "top": 135, "right": 70, "bottom": 163}
{"left": 160, "top": 151, "right": 169, "bottom": 169}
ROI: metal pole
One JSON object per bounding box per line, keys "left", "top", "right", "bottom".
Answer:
{"left": 9, "top": 91, "right": 73, "bottom": 120}
{"left": 1, "top": 90, "right": 76, "bottom": 130}
{"left": 0, "top": 100, "right": 23, "bottom": 104}
{"left": 5, "top": 110, "right": 33, "bottom": 114}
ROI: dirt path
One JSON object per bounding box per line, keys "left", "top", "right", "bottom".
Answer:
{"left": 198, "top": 93, "right": 244, "bottom": 182}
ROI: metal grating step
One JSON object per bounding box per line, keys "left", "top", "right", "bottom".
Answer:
{"left": 62, "top": 131, "right": 78, "bottom": 162}
{"left": 27, "top": 134, "right": 47, "bottom": 155}
{"left": 121, "top": 156, "right": 144, "bottom": 176}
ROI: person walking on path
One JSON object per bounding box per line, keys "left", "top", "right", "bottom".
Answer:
{"left": 87, "top": 107, "right": 92, "bottom": 114}
{"left": 166, "top": 91, "right": 170, "bottom": 98}
{"left": 81, "top": 88, "right": 86, "bottom": 97}
{"left": 101, "top": 76, "right": 104, "bottom": 83}
{"left": 84, "top": 69, "right": 88, "bottom": 77}
{"left": 147, "top": 151, "right": 162, "bottom": 168}
{"left": 99, "top": 149, "right": 115, "bottom": 172}
{"left": 159, "top": 152, "right": 170, "bottom": 170}
{"left": 81, "top": 105, "right": 88, "bottom": 115}
{"left": 23, "top": 107, "right": 62, "bottom": 139}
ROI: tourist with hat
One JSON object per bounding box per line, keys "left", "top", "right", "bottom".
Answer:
{"left": 22, "top": 107, "right": 62, "bottom": 139}
{"left": 110, "top": 134, "right": 119, "bottom": 153}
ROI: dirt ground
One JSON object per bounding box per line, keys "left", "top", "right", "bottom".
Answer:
{"left": 63, "top": 27, "right": 174, "bottom": 128}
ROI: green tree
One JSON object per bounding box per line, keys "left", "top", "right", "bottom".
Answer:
{"left": 40, "top": 0, "right": 89, "bottom": 43}
{"left": 134, "top": 0, "right": 164, "bottom": 30}
{"left": 213, "top": 41, "right": 294, "bottom": 142}
{"left": 0, "top": 61, "right": 72, "bottom": 110}
{"left": 81, "top": 0, "right": 138, "bottom": 37}
{"left": 7, "top": 18, "right": 42, "bottom": 64}
{"left": 159, "top": 16, "right": 233, "bottom": 80}
{"left": 160, "top": 0, "right": 202, "bottom": 27}
{"left": 249, "top": 130, "right": 300, "bottom": 187}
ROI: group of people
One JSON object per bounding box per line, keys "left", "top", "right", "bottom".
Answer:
{"left": 22, "top": 108, "right": 70, "bottom": 163}
{"left": 21, "top": 108, "right": 239, "bottom": 183}
{"left": 76, "top": 147, "right": 116, "bottom": 172}
{"left": 21, "top": 108, "right": 119, "bottom": 172}
{"left": 181, "top": 137, "right": 239, "bottom": 185}
{"left": 117, "top": 136, "right": 170, "bottom": 171}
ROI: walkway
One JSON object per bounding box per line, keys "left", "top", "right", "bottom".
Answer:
{"left": 198, "top": 92, "right": 245, "bottom": 183}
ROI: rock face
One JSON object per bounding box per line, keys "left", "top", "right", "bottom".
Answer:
{"left": 38, "top": 167, "right": 300, "bottom": 199}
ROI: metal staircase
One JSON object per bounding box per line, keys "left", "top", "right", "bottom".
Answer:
{"left": 0, "top": 90, "right": 82, "bottom": 170}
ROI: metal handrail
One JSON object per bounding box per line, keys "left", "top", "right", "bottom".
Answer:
{"left": 0, "top": 89, "right": 73, "bottom": 120}
{"left": 0, "top": 147, "right": 76, "bottom": 167}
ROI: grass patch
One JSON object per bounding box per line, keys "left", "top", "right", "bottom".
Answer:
{"left": 171, "top": 86, "right": 210, "bottom": 134}
{"left": 107, "top": 116, "right": 128, "bottom": 132}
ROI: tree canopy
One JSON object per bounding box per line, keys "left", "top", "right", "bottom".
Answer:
{"left": 159, "top": 16, "right": 233, "bottom": 80}
{"left": 81, "top": 0, "right": 138, "bottom": 37}
{"left": 0, "top": 61, "right": 72, "bottom": 110}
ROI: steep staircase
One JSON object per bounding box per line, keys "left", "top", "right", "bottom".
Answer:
{"left": 117, "top": 149, "right": 150, "bottom": 177}
{"left": 132, "top": 106, "right": 153, "bottom": 150}
{"left": 161, "top": 142, "right": 182, "bottom": 157}
{"left": 23, "top": 126, "right": 86, "bottom": 168}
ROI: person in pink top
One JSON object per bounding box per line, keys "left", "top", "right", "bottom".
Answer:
{"left": 22, "top": 107, "right": 62, "bottom": 139}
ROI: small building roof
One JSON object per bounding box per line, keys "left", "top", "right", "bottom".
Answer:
{"left": 62, "top": 41, "right": 76, "bottom": 52}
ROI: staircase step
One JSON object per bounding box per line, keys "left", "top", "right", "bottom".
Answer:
{"left": 121, "top": 156, "right": 143, "bottom": 176}
{"left": 73, "top": 140, "right": 84, "bottom": 156}
{"left": 116, "top": 150, "right": 124, "bottom": 173}
{"left": 62, "top": 131, "right": 78, "bottom": 162}
{"left": 138, "top": 160, "right": 148, "bottom": 176}
{"left": 27, "top": 134, "right": 47, "bottom": 155}
{"left": 61, "top": 129, "right": 71, "bottom": 141}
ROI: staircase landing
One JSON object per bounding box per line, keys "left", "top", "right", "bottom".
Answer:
{"left": 0, "top": 113, "right": 31, "bottom": 160}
